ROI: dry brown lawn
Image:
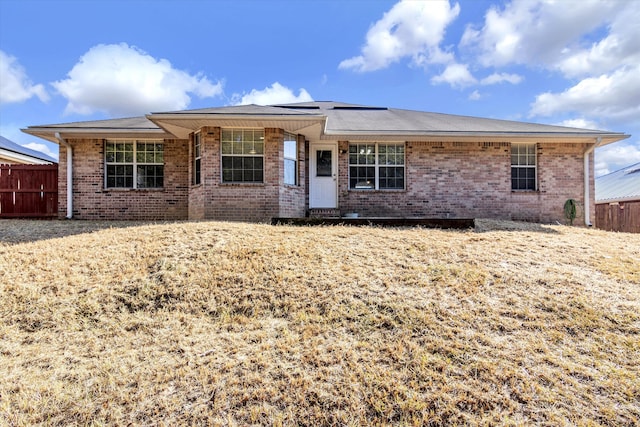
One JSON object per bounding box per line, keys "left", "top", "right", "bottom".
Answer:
{"left": 0, "top": 219, "right": 638, "bottom": 426}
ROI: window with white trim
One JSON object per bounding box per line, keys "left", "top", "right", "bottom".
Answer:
{"left": 221, "top": 129, "right": 264, "bottom": 183}
{"left": 349, "top": 143, "right": 405, "bottom": 190}
{"left": 511, "top": 143, "right": 537, "bottom": 190}
{"left": 105, "top": 140, "right": 164, "bottom": 188}
{"left": 284, "top": 132, "right": 298, "bottom": 185}
{"left": 193, "top": 132, "right": 201, "bottom": 185}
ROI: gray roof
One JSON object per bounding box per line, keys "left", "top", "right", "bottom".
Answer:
{"left": 154, "top": 104, "right": 323, "bottom": 116}
{"left": 277, "top": 101, "right": 620, "bottom": 136}
{"left": 0, "top": 135, "right": 57, "bottom": 163}
{"left": 26, "top": 116, "right": 160, "bottom": 130}
{"left": 23, "top": 101, "right": 630, "bottom": 145}
{"left": 22, "top": 116, "right": 165, "bottom": 143}
{"left": 595, "top": 162, "right": 640, "bottom": 203}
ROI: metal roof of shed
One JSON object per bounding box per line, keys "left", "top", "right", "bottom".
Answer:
{"left": 595, "top": 162, "right": 640, "bottom": 203}
{"left": 0, "top": 135, "right": 57, "bottom": 163}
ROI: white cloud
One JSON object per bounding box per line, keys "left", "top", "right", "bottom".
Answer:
{"left": 21, "top": 142, "right": 59, "bottom": 161}
{"left": 52, "top": 43, "right": 223, "bottom": 116}
{"left": 460, "top": 0, "right": 622, "bottom": 69}
{"left": 480, "top": 72, "right": 523, "bottom": 85}
{"left": 530, "top": 65, "right": 640, "bottom": 123}
{"left": 339, "top": 0, "right": 460, "bottom": 72}
{"left": 555, "top": 118, "right": 601, "bottom": 131}
{"left": 460, "top": 0, "right": 639, "bottom": 127}
{"left": 232, "top": 82, "right": 313, "bottom": 106}
{"left": 468, "top": 90, "right": 481, "bottom": 101}
{"left": 431, "top": 63, "right": 476, "bottom": 88}
{"left": 0, "top": 50, "right": 49, "bottom": 104}
{"left": 595, "top": 142, "right": 640, "bottom": 177}
{"left": 557, "top": 5, "right": 640, "bottom": 78}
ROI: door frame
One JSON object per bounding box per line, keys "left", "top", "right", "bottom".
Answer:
{"left": 309, "top": 143, "right": 338, "bottom": 209}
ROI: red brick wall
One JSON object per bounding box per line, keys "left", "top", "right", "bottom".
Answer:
{"left": 188, "top": 185, "right": 205, "bottom": 220}
{"left": 337, "top": 141, "right": 590, "bottom": 225}
{"left": 197, "top": 127, "right": 271, "bottom": 222}
{"left": 58, "top": 138, "right": 189, "bottom": 220}
{"left": 58, "top": 134, "right": 593, "bottom": 225}
{"left": 197, "top": 127, "right": 306, "bottom": 222}
{"left": 537, "top": 142, "right": 592, "bottom": 224}
{"left": 58, "top": 145, "right": 68, "bottom": 218}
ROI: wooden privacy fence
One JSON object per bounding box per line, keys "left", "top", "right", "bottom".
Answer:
{"left": 0, "top": 164, "right": 58, "bottom": 218}
{"left": 595, "top": 201, "right": 640, "bottom": 233}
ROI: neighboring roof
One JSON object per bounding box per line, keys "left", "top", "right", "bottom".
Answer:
{"left": 0, "top": 135, "right": 57, "bottom": 164}
{"left": 596, "top": 162, "right": 640, "bottom": 203}
{"left": 23, "top": 101, "right": 630, "bottom": 146}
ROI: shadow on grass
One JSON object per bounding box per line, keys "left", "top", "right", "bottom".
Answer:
{"left": 0, "top": 219, "right": 177, "bottom": 244}
{"left": 0, "top": 217, "right": 563, "bottom": 245}
{"left": 474, "top": 218, "right": 560, "bottom": 234}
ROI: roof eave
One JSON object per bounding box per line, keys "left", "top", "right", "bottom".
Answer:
{"left": 22, "top": 127, "right": 170, "bottom": 144}
{"left": 321, "top": 131, "right": 630, "bottom": 144}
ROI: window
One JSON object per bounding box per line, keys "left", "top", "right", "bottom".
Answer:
{"left": 349, "top": 143, "right": 405, "bottom": 190}
{"left": 316, "top": 150, "right": 333, "bottom": 176}
{"left": 511, "top": 143, "right": 537, "bottom": 190}
{"left": 105, "top": 140, "right": 164, "bottom": 189}
{"left": 284, "top": 132, "right": 297, "bottom": 185}
{"left": 221, "top": 129, "right": 264, "bottom": 183}
{"left": 193, "top": 132, "right": 201, "bottom": 185}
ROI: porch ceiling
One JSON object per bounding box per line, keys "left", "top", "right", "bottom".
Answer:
{"left": 147, "top": 115, "right": 326, "bottom": 140}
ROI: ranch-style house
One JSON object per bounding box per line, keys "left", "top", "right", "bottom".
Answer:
{"left": 23, "top": 101, "right": 629, "bottom": 225}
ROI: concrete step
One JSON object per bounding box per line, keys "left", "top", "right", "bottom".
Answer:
{"left": 308, "top": 208, "right": 341, "bottom": 218}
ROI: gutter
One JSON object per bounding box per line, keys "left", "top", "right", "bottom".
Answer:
{"left": 583, "top": 137, "right": 602, "bottom": 226}
{"left": 55, "top": 132, "right": 73, "bottom": 219}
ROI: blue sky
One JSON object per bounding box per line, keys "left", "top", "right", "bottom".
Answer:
{"left": 1, "top": 0, "right": 638, "bottom": 176}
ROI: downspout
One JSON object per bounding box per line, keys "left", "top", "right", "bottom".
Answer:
{"left": 583, "top": 137, "right": 602, "bottom": 227}
{"left": 55, "top": 132, "right": 73, "bottom": 219}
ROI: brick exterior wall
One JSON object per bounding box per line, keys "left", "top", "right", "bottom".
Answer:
{"left": 58, "top": 132, "right": 594, "bottom": 225}
{"left": 337, "top": 140, "right": 591, "bottom": 225}
{"left": 278, "top": 133, "right": 306, "bottom": 218}
{"left": 58, "top": 138, "right": 189, "bottom": 220}
{"left": 188, "top": 184, "right": 205, "bottom": 220}
{"left": 196, "top": 127, "right": 306, "bottom": 222}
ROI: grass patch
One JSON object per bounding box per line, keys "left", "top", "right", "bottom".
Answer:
{"left": 1, "top": 219, "right": 639, "bottom": 425}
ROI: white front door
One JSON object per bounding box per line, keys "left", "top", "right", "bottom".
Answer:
{"left": 309, "top": 144, "right": 338, "bottom": 208}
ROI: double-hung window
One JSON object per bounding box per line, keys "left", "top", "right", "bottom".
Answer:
{"left": 193, "top": 132, "right": 201, "bottom": 185}
{"left": 221, "top": 129, "right": 264, "bottom": 183}
{"left": 511, "top": 143, "right": 537, "bottom": 190}
{"left": 349, "top": 143, "right": 405, "bottom": 190}
{"left": 284, "top": 132, "right": 298, "bottom": 185}
{"left": 105, "top": 140, "right": 164, "bottom": 189}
